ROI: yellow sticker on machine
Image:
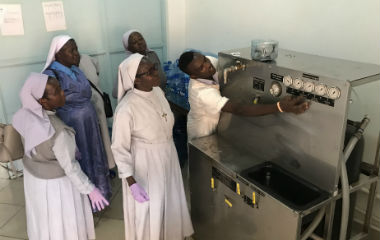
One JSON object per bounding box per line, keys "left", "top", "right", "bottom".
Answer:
{"left": 225, "top": 198, "right": 232, "bottom": 208}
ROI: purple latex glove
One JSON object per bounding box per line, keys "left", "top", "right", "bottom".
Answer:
{"left": 130, "top": 183, "right": 149, "bottom": 203}
{"left": 88, "top": 187, "right": 109, "bottom": 211}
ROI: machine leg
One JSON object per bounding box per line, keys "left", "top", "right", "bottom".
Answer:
{"left": 363, "top": 132, "right": 380, "bottom": 233}
{"left": 363, "top": 182, "right": 377, "bottom": 233}
{"left": 323, "top": 201, "right": 336, "bottom": 240}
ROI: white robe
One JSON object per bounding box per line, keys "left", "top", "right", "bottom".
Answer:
{"left": 111, "top": 87, "right": 193, "bottom": 240}
{"left": 79, "top": 54, "right": 116, "bottom": 169}
{"left": 24, "top": 117, "right": 95, "bottom": 240}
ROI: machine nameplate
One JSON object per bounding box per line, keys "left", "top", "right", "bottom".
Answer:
{"left": 270, "top": 73, "right": 284, "bottom": 82}
{"left": 302, "top": 73, "right": 319, "bottom": 81}
{"left": 253, "top": 77, "right": 265, "bottom": 91}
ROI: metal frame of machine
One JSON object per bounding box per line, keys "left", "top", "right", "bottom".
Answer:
{"left": 189, "top": 47, "right": 380, "bottom": 240}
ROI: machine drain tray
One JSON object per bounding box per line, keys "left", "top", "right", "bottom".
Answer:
{"left": 240, "top": 161, "right": 329, "bottom": 211}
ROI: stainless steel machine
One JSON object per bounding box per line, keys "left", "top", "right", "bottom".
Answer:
{"left": 189, "top": 47, "right": 380, "bottom": 240}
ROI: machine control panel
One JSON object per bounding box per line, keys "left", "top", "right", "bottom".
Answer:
{"left": 266, "top": 73, "right": 340, "bottom": 107}
{"left": 282, "top": 75, "right": 341, "bottom": 99}
{"left": 252, "top": 72, "right": 340, "bottom": 107}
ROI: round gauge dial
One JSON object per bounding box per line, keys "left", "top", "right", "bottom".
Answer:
{"left": 283, "top": 75, "right": 293, "bottom": 87}
{"left": 315, "top": 84, "right": 327, "bottom": 96}
{"left": 327, "top": 87, "right": 341, "bottom": 99}
{"left": 269, "top": 82, "right": 282, "bottom": 97}
{"left": 293, "top": 78, "right": 304, "bottom": 89}
{"left": 303, "top": 82, "right": 315, "bottom": 92}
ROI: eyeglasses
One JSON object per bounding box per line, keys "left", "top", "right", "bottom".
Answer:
{"left": 136, "top": 64, "right": 158, "bottom": 78}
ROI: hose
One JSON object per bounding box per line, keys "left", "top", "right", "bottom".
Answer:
{"left": 339, "top": 117, "right": 370, "bottom": 240}
{"left": 340, "top": 156, "right": 351, "bottom": 240}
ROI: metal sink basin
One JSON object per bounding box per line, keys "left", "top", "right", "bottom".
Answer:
{"left": 240, "top": 162, "right": 329, "bottom": 210}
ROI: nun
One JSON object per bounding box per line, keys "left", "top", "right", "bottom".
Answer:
{"left": 112, "top": 29, "right": 166, "bottom": 98}
{"left": 42, "top": 35, "right": 112, "bottom": 206}
{"left": 12, "top": 73, "right": 109, "bottom": 240}
{"left": 111, "top": 53, "right": 193, "bottom": 240}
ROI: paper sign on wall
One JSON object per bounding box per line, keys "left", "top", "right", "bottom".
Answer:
{"left": 42, "top": 1, "right": 67, "bottom": 32}
{"left": 0, "top": 4, "right": 25, "bottom": 36}
{"left": 0, "top": 7, "right": 5, "bottom": 26}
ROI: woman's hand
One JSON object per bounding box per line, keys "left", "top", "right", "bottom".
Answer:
{"left": 88, "top": 187, "right": 109, "bottom": 211}
{"left": 126, "top": 176, "right": 149, "bottom": 203}
{"left": 129, "top": 183, "right": 149, "bottom": 203}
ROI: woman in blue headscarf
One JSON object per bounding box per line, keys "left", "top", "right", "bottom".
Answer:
{"left": 42, "top": 35, "right": 112, "bottom": 208}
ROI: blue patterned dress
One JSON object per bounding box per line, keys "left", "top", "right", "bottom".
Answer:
{"left": 44, "top": 61, "right": 112, "bottom": 207}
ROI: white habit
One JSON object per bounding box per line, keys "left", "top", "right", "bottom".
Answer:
{"left": 24, "top": 112, "right": 95, "bottom": 240}
{"left": 112, "top": 87, "right": 194, "bottom": 240}
{"left": 12, "top": 72, "right": 95, "bottom": 240}
{"left": 187, "top": 57, "right": 229, "bottom": 140}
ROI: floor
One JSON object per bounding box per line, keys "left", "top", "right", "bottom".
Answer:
{"left": 0, "top": 163, "right": 126, "bottom": 240}
{"left": 2, "top": 162, "right": 376, "bottom": 240}
{"left": 0, "top": 159, "right": 192, "bottom": 240}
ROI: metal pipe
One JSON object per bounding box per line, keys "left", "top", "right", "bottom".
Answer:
{"left": 323, "top": 201, "right": 336, "bottom": 239}
{"left": 223, "top": 61, "right": 246, "bottom": 84}
{"left": 300, "top": 207, "right": 326, "bottom": 240}
{"left": 310, "top": 233, "right": 325, "bottom": 240}
{"left": 363, "top": 183, "right": 378, "bottom": 233}
{"left": 223, "top": 68, "right": 232, "bottom": 85}
{"left": 340, "top": 158, "right": 350, "bottom": 240}
{"left": 339, "top": 116, "right": 370, "bottom": 240}
{"left": 350, "top": 232, "right": 369, "bottom": 240}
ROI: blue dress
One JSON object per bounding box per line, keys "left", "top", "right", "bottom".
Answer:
{"left": 44, "top": 61, "right": 112, "bottom": 205}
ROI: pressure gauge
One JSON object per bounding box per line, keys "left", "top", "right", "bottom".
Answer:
{"left": 327, "top": 87, "right": 341, "bottom": 99}
{"left": 283, "top": 75, "right": 293, "bottom": 87}
{"left": 303, "top": 82, "right": 315, "bottom": 93}
{"left": 293, "top": 78, "right": 304, "bottom": 89}
{"left": 269, "top": 82, "right": 282, "bottom": 97}
{"left": 315, "top": 84, "right": 327, "bottom": 96}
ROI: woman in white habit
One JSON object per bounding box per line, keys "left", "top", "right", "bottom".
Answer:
{"left": 111, "top": 53, "right": 193, "bottom": 240}
{"left": 12, "top": 73, "right": 108, "bottom": 240}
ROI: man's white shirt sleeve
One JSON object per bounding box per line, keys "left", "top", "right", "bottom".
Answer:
{"left": 197, "top": 87, "right": 229, "bottom": 115}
